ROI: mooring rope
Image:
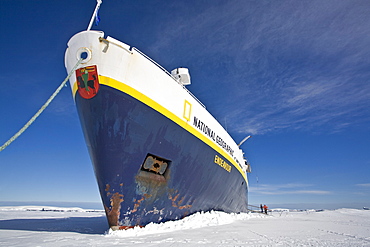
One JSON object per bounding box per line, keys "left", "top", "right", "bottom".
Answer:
{"left": 0, "top": 58, "right": 83, "bottom": 152}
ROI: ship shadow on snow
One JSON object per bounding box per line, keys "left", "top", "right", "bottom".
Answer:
{"left": 0, "top": 216, "right": 108, "bottom": 234}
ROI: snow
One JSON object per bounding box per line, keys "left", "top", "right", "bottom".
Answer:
{"left": 0, "top": 206, "right": 369, "bottom": 246}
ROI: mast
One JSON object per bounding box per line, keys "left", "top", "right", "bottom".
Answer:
{"left": 87, "top": 0, "right": 103, "bottom": 31}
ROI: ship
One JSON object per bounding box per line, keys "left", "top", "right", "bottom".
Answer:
{"left": 64, "top": 2, "right": 251, "bottom": 230}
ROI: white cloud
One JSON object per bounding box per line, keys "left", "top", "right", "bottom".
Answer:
{"left": 128, "top": 1, "right": 370, "bottom": 136}
{"left": 150, "top": 1, "right": 370, "bottom": 135}
{"left": 356, "top": 183, "right": 370, "bottom": 187}
{"left": 250, "top": 183, "right": 331, "bottom": 195}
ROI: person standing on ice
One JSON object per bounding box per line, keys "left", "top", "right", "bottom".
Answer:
{"left": 260, "top": 204, "right": 263, "bottom": 213}
{"left": 263, "top": 204, "right": 268, "bottom": 214}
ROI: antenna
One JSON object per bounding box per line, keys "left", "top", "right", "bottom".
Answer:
{"left": 238, "top": 135, "right": 251, "bottom": 147}
{"left": 87, "top": 0, "right": 103, "bottom": 31}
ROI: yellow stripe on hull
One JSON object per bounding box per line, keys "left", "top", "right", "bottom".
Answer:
{"left": 72, "top": 75, "right": 248, "bottom": 183}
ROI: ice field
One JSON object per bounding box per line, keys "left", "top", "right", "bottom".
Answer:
{"left": 0, "top": 206, "right": 369, "bottom": 246}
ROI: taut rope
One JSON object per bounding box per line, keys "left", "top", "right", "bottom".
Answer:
{"left": 0, "top": 58, "right": 83, "bottom": 152}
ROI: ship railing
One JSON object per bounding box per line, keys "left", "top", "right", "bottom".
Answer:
{"left": 132, "top": 47, "right": 206, "bottom": 108}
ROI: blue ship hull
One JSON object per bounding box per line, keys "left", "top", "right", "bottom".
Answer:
{"left": 75, "top": 84, "right": 249, "bottom": 229}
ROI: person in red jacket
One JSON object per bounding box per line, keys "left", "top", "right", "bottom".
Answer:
{"left": 263, "top": 204, "right": 268, "bottom": 214}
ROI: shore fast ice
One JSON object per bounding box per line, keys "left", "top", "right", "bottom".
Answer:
{"left": 193, "top": 116, "right": 234, "bottom": 156}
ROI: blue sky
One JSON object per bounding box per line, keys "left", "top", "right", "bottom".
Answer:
{"left": 1, "top": 0, "right": 370, "bottom": 209}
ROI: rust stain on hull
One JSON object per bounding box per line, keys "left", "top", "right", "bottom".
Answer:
{"left": 104, "top": 191, "right": 124, "bottom": 227}
{"left": 168, "top": 190, "right": 192, "bottom": 209}
{"left": 117, "top": 225, "right": 144, "bottom": 230}
{"left": 132, "top": 196, "right": 145, "bottom": 213}
{"left": 131, "top": 193, "right": 152, "bottom": 213}
{"left": 135, "top": 171, "right": 167, "bottom": 201}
